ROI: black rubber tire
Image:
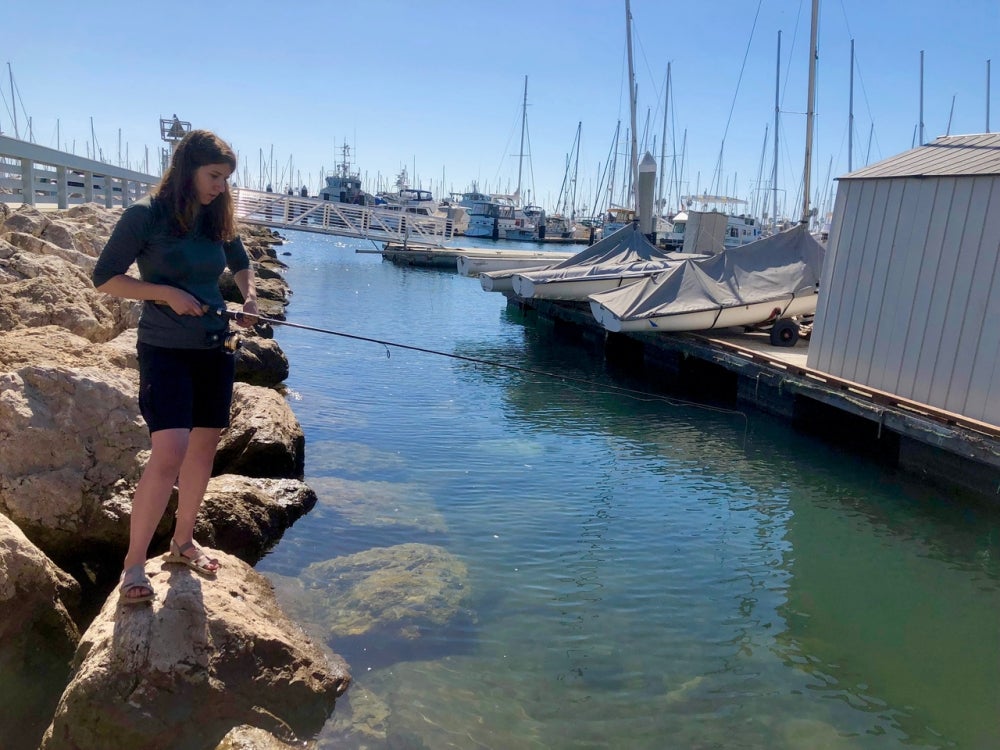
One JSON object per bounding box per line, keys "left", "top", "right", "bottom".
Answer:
{"left": 769, "top": 318, "right": 800, "bottom": 347}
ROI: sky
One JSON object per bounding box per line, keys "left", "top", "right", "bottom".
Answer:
{"left": 2, "top": 0, "right": 997, "bottom": 220}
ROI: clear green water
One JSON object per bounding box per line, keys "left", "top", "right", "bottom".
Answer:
{"left": 255, "top": 232, "right": 999, "bottom": 749}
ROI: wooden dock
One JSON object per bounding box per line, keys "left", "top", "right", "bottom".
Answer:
{"left": 368, "top": 242, "right": 577, "bottom": 272}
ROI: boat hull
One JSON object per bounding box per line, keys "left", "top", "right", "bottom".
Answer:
{"left": 512, "top": 272, "right": 652, "bottom": 301}
{"left": 590, "top": 293, "right": 818, "bottom": 333}
{"left": 457, "top": 252, "right": 572, "bottom": 277}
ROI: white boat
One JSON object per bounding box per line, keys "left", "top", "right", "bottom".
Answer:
{"left": 479, "top": 265, "right": 555, "bottom": 293}
{"left": 602, "top": 205, "right": 636, "bottom": 235}
{"left": 457, "top": 250, "right": 574, "bottom": 277}
{"left": 661, "top": 207, "right": 762, "bottom": 252}
{"left": 589, "top": 224, "right": 825, "bottom": 334}
{"left": 510, "top": 223, "right": 691, "bottom": 301}
{"left": 503, "top": 205, "right": 546, "bottom": 241}
{"left": 465, "top": 195, "right": 519, "bottom": 238}
{"left": 543, "top": 213, "right": 578, "bottom": 239}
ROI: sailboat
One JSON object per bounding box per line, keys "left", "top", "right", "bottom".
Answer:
{"left": 511, "top": 223, "right": 690, "bottom": 301}
{"left": 587, "top": 0, "right": 822, "bottom": 345}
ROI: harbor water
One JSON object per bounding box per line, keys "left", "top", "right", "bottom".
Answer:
{"left": 256, "top": 231, "right": 998, "bottom": 749}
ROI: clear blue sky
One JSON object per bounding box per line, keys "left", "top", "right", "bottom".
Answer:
{"left": 3, "top": 1, "right": 996, "bottom": 220}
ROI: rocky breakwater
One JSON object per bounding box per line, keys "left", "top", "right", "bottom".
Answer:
{"left": 0, "top": 203, "right": 350, "bottom": 750}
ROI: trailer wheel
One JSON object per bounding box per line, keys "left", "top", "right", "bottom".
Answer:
{"left": 770, "top": 318, "right": 800, "bottom": 347}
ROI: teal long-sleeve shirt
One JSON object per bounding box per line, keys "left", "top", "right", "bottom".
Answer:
{"left": 93, "top": 196, "right": 250, "bottom": 349}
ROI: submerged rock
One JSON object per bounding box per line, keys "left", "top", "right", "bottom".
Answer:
{"left": 297, "top": 542, "right": 470, "bottom": 640}
{"left": 41, "top": 550, "right": 350, "bottom": 750}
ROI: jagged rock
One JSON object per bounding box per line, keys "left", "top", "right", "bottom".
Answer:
{"left": 0, "top": 249, "right": 128, "bottom": 341}
{"left": 214, "top": 724, "right": 312, "bottom": 749}
{"left": 0, "top": 363, "right": 147, "bottom": 560}
{"left": 1, "top": 204, "right": 48, "bottom": 235}
{"left": 0, "top": 513, "right": 82, "bottom": 750}
{"left": 220, "top": 269, "right": 289, "bottom": 306}
{"left": 191, "top": 475, "right": 317, "bottom": 564}
{"left": 215, "top": 383, "right": 304, "bottom": 480}
{"left": 41, "top": 551, "right": 350, "bottom": 750}
{"left": 5, "top": 229, "right": 97, "bottom": 271}
{"left": 234, "top": 334, "right": 290, "bottom": 387}
{"left": 0, "top": 325, "right": 136, "bottom": 372}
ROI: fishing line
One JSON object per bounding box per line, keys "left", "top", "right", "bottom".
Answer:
{"left": 218, "top": 307, "right": 751, "bottom": 435}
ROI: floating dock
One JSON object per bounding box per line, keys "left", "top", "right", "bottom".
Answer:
{"left": 367, "top": 242, "right": 576, "bottom": 272}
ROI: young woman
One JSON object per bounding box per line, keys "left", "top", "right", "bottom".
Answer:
{"left": 93, "top": 129, "right": 258, "bottom": 603}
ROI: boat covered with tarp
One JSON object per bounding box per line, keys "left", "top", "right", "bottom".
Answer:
{"left": 588, "top": 224, "right": 825, "bottom": 333}
{"left": 512, "top": 223, "right": 695, "bottom": 301}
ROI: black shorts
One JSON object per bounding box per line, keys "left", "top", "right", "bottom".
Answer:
{"left": 137, "top": 342, "right": 236, "bottom": 433}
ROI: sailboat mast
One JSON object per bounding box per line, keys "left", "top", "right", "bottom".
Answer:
{"left": 625, "top": 0, "right": 640, "bottom": 215}
{"left": 657, "top": 63, "right": 671, "bottom": 214}
{"left": 572, "top": 121, "right": 582, "bottom": 218}
{"left": 773, "top": 30, "right": 781, "bottom": 228}
{"left": 849, "top": 39, "right": 855, "bottom": 171}
{"left": 8, "top": 62, "right": 18, "bottom": 139}
{"left": 516, "top": 75, "right": 527, "bottom": 205}
{"left": 801, "top": 0, "right": 818, "bottom": 224}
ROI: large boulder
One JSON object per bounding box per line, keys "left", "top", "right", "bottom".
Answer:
{"left": 234, "top": 335, "right": 290, "bottom": 387}
{"left": 41, "top": 551, "right": 350, "bottom": 750}
{"left": 0, "top": 513, "right": 82, "bottom": 750}
{"left": 191, "top": 475, "right": 318, "bottom": 565}
{"left": 213, "top": 725, "right": 310, "bottom": 749}
{"left": 215, "top": 383, "right": 304, "bottom": 480}
{"left": 0, "top": 362, "right": 147, "bottom": 560}
{"left": 0, "top": 246, "right": 129, "bottom": 341}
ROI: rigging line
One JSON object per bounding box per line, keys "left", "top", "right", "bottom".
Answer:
{"left": 712, "top": 0, "right": 765, "bottom": 195}
{"left": 219, "top": 308, "right": 750, "bottom": 426}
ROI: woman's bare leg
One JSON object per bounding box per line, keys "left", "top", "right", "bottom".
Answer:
{"left": 172, "top": 426, "right": 223, "bottom": 570}
{"left": 121, "top": 428, "right": 190, "bottom": 596}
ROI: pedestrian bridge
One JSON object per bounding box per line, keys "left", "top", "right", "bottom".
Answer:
{"left": 232, "top": 188, "right": 455, "bottom": 246}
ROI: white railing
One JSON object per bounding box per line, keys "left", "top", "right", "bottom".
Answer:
{"left": 0, "top": 135, "right": 157, "bottom": 209}
{"left": 232, "top": 187, "right": 455, "bottom": 245}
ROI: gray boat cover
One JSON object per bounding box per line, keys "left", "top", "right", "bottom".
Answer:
{"left": 588, "top": 224, "right": 825, "bottom": 321}
{"left": 516, "top": 223, "right": 694, "bottom": 284}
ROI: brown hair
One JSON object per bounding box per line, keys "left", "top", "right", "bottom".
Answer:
{"left": 152, "top": 129, "right": 237, "bottom": 240}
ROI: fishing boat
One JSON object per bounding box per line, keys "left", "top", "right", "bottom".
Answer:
{"left": 510, "top": 223, "right": 690, "bottom": 301}
{"left": 588, "top": 224, "right": 824, "bottom": 339}
{"left": 319, "top": 144, "right": 375, "bottom": 205}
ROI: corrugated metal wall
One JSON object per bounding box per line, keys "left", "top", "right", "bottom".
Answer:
{"left": 807, "top": 175, "right": 1000, "bottom": 427}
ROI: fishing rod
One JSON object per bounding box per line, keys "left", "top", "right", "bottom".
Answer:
{"left": 213, "top": 306, "right": 749, "bottom": 422}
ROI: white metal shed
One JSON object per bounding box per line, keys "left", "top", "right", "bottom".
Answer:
{"left": 807, "top": 133, "right": 1000, "bottom": 427}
